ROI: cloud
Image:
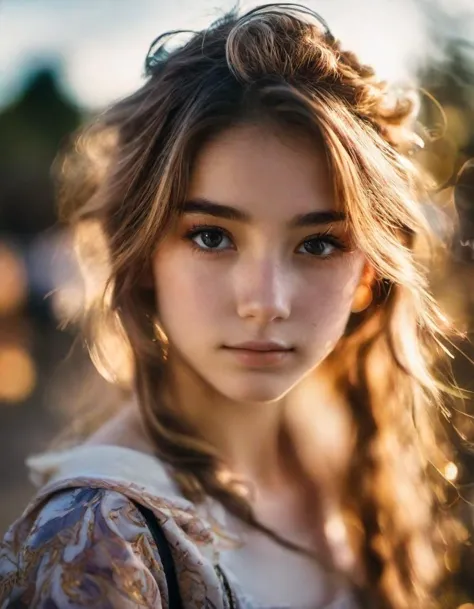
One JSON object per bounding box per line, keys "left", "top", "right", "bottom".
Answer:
{"left": 0, "top": 0, "right": 232, "bottom": 108}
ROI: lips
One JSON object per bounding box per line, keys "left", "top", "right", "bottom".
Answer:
{"left": 222, "top": 341, "right": 295, "bottom": 368}
{"left": 224, "top": 341, "right": 293, "bottom": 352}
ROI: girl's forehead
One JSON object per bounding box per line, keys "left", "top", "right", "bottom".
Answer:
{"left": 187, "top": 124, "right": 338, "bottom": 220}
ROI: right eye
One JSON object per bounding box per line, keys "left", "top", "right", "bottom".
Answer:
{"left": 186, "top": 226, "right": 234, "bottom": 253}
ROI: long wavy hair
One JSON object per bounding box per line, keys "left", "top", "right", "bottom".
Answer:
{"left": 55, "top": 5, "right": 467, "bottom": 608}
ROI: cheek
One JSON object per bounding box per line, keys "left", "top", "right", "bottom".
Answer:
{"left": 153, "top": 252, "right": 227, "bottom": 326}
{"left": 302, "top": 258, "right": 361, "bottom": 307}
{"left": 298, "top": 262, "right": 362, "bottom": 340}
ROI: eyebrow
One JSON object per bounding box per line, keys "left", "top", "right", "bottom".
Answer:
{"left": 181, "top": 198, "right": 346, "bottom": 227}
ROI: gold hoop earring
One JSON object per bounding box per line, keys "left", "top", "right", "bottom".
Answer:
{"left": 152, "top": 317, "right": 169, "bottom": 361}
{"left": 351, "top": 284, "right": 373, "bottom": 313}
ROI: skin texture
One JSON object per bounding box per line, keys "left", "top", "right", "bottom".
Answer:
{"left": 151, "top": 123, "right": 367, "bottom": 493}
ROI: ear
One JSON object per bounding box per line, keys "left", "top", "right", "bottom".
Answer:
{"left": 359, "top": 261, "right": 376, "bottom": 286}
{"left": 351, "top": 262, "right": 377, "bottom": 314}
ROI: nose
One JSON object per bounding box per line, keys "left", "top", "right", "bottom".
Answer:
{"left": 235, "top": 256, "right": 292, "bottom": 324}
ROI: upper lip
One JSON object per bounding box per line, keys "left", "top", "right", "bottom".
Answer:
{"left": 224, "top": 341, "right": 293, "bottom": 352}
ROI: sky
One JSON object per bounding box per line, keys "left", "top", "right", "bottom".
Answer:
{"left": 1, "top": 0, "right": 474, "bottom": 110}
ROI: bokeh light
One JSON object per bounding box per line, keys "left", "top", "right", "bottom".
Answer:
{"left": 444, "top": 461, "right": 459, "bottom": 482}
{"left": 0, "top": 243, "right": 27, "bottom": 316}
{"left": 0, "top": 345, "right": 36, "bottom": 403}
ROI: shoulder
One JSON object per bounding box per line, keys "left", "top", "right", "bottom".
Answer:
{"left": 1, "top": 487, "right": 166, "bottom": 608}
{"left": 29, "top": 486, "right": 158, "bottom": 553}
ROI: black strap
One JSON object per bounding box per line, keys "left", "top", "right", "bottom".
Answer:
{"left": 133, "top": 502, "right": 183, "bottom": 609}
{"left": 133, "top": 501, "right": 236, "bottom": 609}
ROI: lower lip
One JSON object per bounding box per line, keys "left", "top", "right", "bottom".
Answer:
{"left": 223, "top": 348, "right": 294, "bottom": 367}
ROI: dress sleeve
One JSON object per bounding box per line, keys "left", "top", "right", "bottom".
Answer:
{"left": 1, "top": 487, "right": 167, "bottom": 609}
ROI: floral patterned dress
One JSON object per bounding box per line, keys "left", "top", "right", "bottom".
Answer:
{"left": 0, "top": 445, "right": 356, "bottom": 609}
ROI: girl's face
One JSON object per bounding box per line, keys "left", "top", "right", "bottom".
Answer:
{"left": 152, "top": 124, "right": 366, "bottom": 403}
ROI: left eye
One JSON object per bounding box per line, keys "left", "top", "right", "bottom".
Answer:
{"left": 297, "top": 237, "right": 339, "bottom": 257}
{"left": 191, "top": 228, "right": 232, "bottom": 250}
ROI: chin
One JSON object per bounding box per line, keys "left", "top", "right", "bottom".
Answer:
{"left": 214, "top": 375, "right": 299, "bottom": 405}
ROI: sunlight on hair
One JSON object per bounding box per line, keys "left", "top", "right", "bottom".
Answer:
{"left": 444, "top": 546, "right": 460, "bottom": 573}
{"left": 74, "top": 220, "right": 110, "bottom": 309}
{"left": 89, "top": 318, "right": 134, "bottom": 388}
{"left": 51, "top": 282, "right": 84, "bottom": 324}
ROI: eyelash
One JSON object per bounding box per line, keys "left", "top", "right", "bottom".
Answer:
{"left": 183, "top": 223, "right": 349, "bottom": 260}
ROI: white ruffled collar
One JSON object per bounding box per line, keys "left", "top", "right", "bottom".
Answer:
{"left": 26, "top": 444, "right": 180, "bottom": 498}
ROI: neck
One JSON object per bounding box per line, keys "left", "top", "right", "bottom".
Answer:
{"left": 160, "top": 349, "right": 352, "bottom": 505}
{"left": 161, "top": 350, "right": 304, "bottom": 491}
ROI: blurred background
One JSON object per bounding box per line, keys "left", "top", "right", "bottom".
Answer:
{"left": 1, "top": 0, "right": 474, "bottom": 600}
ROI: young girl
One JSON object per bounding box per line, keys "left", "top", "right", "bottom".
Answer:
{"left": 0, "top": 4, "right": 466, "bottom": 608}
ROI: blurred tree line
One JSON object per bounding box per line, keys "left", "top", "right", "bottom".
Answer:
{"left": 0, "top": 68, "right": 84, "bottom": 531}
